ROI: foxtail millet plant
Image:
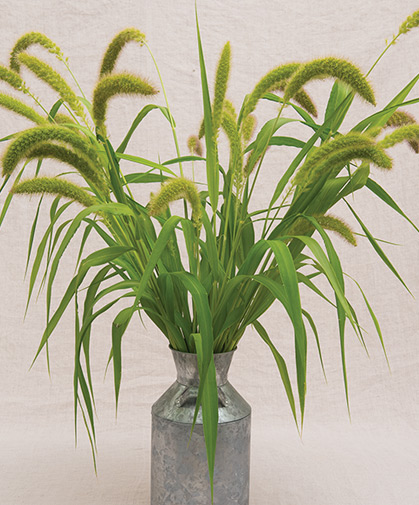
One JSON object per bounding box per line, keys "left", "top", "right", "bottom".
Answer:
{"left": 1, "top": 9, "right": 419, "bottom": 502}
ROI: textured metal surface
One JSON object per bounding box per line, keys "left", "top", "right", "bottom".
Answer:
{"left": 150, "top": 350, "right": 251, "bottom": 505}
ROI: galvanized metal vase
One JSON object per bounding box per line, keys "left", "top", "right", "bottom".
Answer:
{"left": 151, "top": 348, "right": 251, "bottom": 505}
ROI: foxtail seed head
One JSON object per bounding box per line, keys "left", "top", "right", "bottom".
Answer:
{"left": 316, "top": 214, "right": 357, "bottom": 246}
{"left": 0, "top": 65, "right": 24, "bottom": 90}
{"left": 10, "top": 32, "right": 62, "bottom": 72}
{"left": 241, "top": 63, "right": 300, "bottom": 120}
{"left": 187, "top": 135, "right": 203, "bottom": 156}
{"left": 99, "top": 28, "right": 146, "bottom": 77}
{"left": 272, "top": 80, "right": 318, "bottom": 117}
{"left": 92, "top": 72, "right": 158, "bottom": 133}
{"left": 26, "top": 143, "right": 107, "bottom": 194}
{"left": 12, "top": 176, "right": 96, "bottom": 208}
{"left": 241, "top": 114, "right": 257, "bottom": 143}
{"left": 221, "top": 111, "right": 243, "bottom": 189}
{"left": 398, "top": 10, "right": 419, "bottom": 35}
{"left": 2, "top": 125, "right": 99, "bottom": 177}
{"left": 17, "top": 53, "right": 86, "bottom": 121}
{"left": 379, "top": 124, "right": 419, "bottom": 151}
{"left": 284, "top": 57, "right": 375, "bottom": 106}
{"left": 385, "top": 111, "right": 419, "bottom": 153}
{"left": 0, "top": 93, "right": 47, "bottom": 125}
{"left": 148, "top": 177, "right": 201, "bottom": 227}
{"left": 212, "top": 42, "right": 231, "bottom": 134}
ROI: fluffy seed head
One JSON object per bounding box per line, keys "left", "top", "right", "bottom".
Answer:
{"left": 385, "top": 111, "right": 419, "bottom": 153}
{"left": 242, "top": 63, "right": 300, "bottom": 119}
{"left": 99, "top": 28, "right": 147, "bottom": 77}
{"left": 288, "top": 214, "right": 357, "bottom": 246}
{"left": 221, "top": 111, "right": 243, "bottom": 189}
{"left": 187, "top": 135, "right": 203, "bottom": 156}
{"left": 284, "top": 57, "right": 375, "bottom": 106}
{"left": 212, "top": 42, "right": 231, "bottom": 134}
{"left": 2, "top": 125, "right": 99, "bottom": 177}
{"left": 26, "top": 143, "right": 107, "bottom": 194}
{"left": 379, "top": 124, "right": 419, "bottom": 151}
{"left": 0, "top": 93, "right": 47, "bottom": 124}
{"left": 12, "top": 176, "right": 96, "bottom": 208}
{"left": 241, "top": 114, "right": 257, "bottom": 143}
{"left": 17, "top": 53, "right": 86, "bottom": 121}
{"left": 148, "top": 177, "right": 202, "bottom": 227}
{"left": 0, "top": 65, "right": 24, "bottom": 90}
{"left": 92, "top": 72, "right": 158, "bottom": 133}
{"left": 10, "top": 32, "right": 62, "bottom": 72}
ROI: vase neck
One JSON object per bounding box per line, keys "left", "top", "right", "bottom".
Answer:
{"left": 171, "top": 349, "right": 234, "bottom": 387}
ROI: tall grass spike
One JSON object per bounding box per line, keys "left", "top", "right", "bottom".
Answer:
{"left": 100, "top": 28, "right": 146, "bottom": 77}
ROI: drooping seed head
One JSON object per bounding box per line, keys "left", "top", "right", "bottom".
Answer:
{"left": 17, "top": 53, "right": 86, "bottom": 121}
{"left": 284, "top": 57, "right": 375, "bottom": 106}
{"left": 241, "top": 63, "right": 301, "bottom": 120}
{"left": 26, "top": 142, "right": 107, "bottom": 194}
{"left": 378, "top": 124, "right": 419, "bottom": 150}
{"left": 99, "top": 28, "right": 147, "bottom": 77}
{"left": 272, "top": 80, "right": 318, "bottom": 117}
{"left": 187, "top": 135, "right": 203, "bottom": 156}
{"left": 2, "top": 125, "right": 99, "bottom": 177}
{"left": 92, "top": 72, "right": 158, "bottom": 133}
{"left": 385, "top": 111, "right": 419, "bottom": 153}
{"left": 316, "top": 214, "right": 357, "bottom": 246}
{"left": 148, "top": 177, "right": 202, "bottom": 227}
{"left": 10, "top": 32, "right": 63, "bottom": 72}
{"left": 0, "top": 93, "right": 47, "bottom": 125}
{"left": 0, "top": 65, "right": 24, "bottom": 90}
{"left": 294, "top": 133, "right": 391, "bottom": 190}
{"left": 241, "top": 114, "right": 257, "bottom": 143}
{"left": 12, "top": 176, "right": 97, "bottom": 208}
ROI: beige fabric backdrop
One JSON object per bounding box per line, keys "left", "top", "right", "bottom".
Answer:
{"left": 0, "top": 0, "right": 419, "bottom": 503}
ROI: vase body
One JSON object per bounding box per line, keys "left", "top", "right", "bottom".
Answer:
{"left": 150, "top": 349, "right": 251, "bottom": 505}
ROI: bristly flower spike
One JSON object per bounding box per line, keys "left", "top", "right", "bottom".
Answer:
{"left": 0, "top": 93, "right": 47, "bottom": 125}
{"left": 0, "top": 65, "right": 24, "bottom": 90}
{"left": 99, "top": 28, "right": 147, "bottom": 77}
{"left": 148, "top": 177, "right": 202, "bottom": 228}
{"left": 17, "top": 53, "right": 86, "bottom": 122}
{"left": 378, "top": 124, "right": 419, "bottom": 150}
{"left": 2, "top": 125, "right": 100, "bottom": 177}
{"left": 10, "top": 32, "right": 63, "bottom": 72}
{"left": 284, "top": 57, "right": 376, "bottom": 106}
{"left": 241, "top": 63, "right": 300, "bottom": 120}
{"left": 187, "top": 135, "right": 203, "bottom": 156}
{"left": 12, "top": 176, "right": 97, "bottom": 208}
{"left": 92, "top": 72, "right": 158, "bottom": 134}
{"left": 212, "top": 42, "right": 231, "bottom": 135}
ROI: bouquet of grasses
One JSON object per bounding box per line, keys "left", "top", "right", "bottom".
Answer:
{"left": 1, "top": 7, "right": 419, "bottom": 495}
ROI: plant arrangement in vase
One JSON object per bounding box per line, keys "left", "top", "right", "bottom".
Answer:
{"left": 1, "top": 6, "right": 419, "bottom": 505}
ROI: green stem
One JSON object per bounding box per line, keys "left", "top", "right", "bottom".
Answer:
{"left": 145, "top": 42, "right": 183, "bottom": 177}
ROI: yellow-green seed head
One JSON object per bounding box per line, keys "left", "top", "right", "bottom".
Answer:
{"left": 148, "top": 177, "right": 202, "bottom": 227}
{"left": 294, "top": 133, "right": 391, "bottom": 190}
{"left": 92, "top": 72, "right": 158, "bottom": 133}
{"left": 284, "top": 57, "right": 375, "bottom": 106}
{"left": 53, "top": 113, "right": 76, "bottom": 125}
{"left": 221, "top": 111, "right": 243, "bottom": 189}
{"left": 241, "top": 114, "right": 257, "bottom": 143}
{"left": 0, "top": 65, "right": 24, "bottom": 90}
{"left": 26, "top": 142, "right": 107, "bottom": 194}
{"left": 212, "top": 42, "right": 231, "bottom": 134}
{"left": 99, "top": 28, "right": 147, "bottom": 77}
{"left": 187, "top": 135, "right": 203, "bottom": 156}
{"left": 10, "top": 32, "right": 62, "bottom": 72}
{"left": 379, "top": 124, "right": 419, "bottom": 151}
{"left": 2, "top": 125, "right": 99, "bottom": 177}
{"left": 11, "top": 176, "right": 96, "bottom": 208}
{"left": 272, "top": 80, "right": 318, "bottom": 117}
{"left": 0, "top": 93, "right": 47, "bottom": 125}
{"left": 316, "top": 214, "right": 357, "bottom": 246}
{"left": 17, "top": 53, "right": 86, "bottom": 121}
{"left": 398, "top": 9, "right": 419, "bottom": 35}
{"left": 385, "top": 111, "right": 419, "bottom": 153}
{"left": 242, "top": 63, "right": 300, "bottom": 119}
